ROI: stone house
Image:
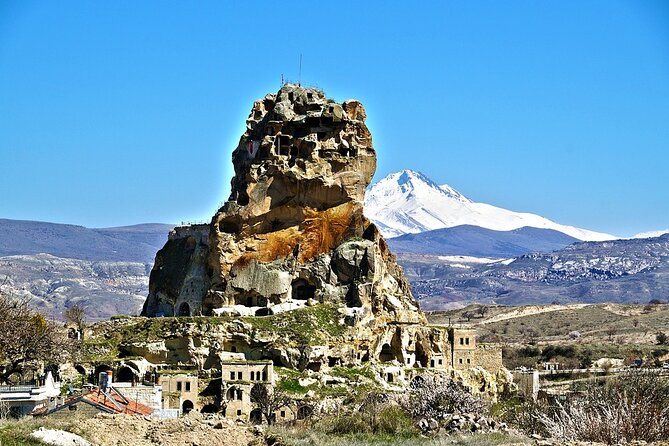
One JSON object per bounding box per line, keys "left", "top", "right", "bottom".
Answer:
{"left": 221, "top": 360, "right": 274, "bottom": 420}
{"left": 158, "top": 374, "right": 199, "bottom": 413}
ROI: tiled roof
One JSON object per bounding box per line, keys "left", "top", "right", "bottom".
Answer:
{"left": 37, "top": 386, "right": 154, "bottom": 417}
{"left": 83, "top": 388, "right": 154, "bottom": 416}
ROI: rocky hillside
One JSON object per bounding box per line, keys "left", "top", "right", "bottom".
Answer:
{"left": 0, "top": 220, "right": 172, "bottom": 320}
{"left": 408, "top": 234, "right": 669, "bottom": 310}
{"left": 0, "top": 254, "right": 149, "bottom": 319}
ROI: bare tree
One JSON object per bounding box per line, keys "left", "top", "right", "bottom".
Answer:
{"left": 64, "top": 303, "right": 86, "bottom": 334}
{"left": 476, "top": 306, "right": 490, "bottom": 318}
{"left": 0, "top": 291, "right": 73, "bottom": 384}
{"left": 250, "top": 383, "right": 291, "bottom": 425}
{"left": 606, "top": 327, "right": 617, "bottom": 342}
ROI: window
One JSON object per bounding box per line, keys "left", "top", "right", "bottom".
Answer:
{"left": 467, "top": 358, "right": 471, "bottom": 364}
{"left": 185, "top": 382, "right": 191, "bottom": 392}
{"left": 406, "top": 358, "right": 411, "bottom": 364}
{"left": 237, "top": 409, "right": 242, "bottom": 416}
{"left": 438, "top": 359, "right": 443, "bottom": 365}
{"left": 465, "top": 338, "right": 470, "bottom": 345}
{"left": 459, "top": 358, "right": 463, "bottom": 364}
{"left": 230, "top": 371, "right": 235, "bottom": 380}
{"left": 176, "top": 382, "right": 182, "bottom": 391}
{"left": 231, "top": 346, "right": 237, "bottom": 353}
{"left": 251, "top": 371, "right": 255, "bottom": 381}
{"left": 262, "top": 371, "right": 267, "bottom": 381}
{"left": 237, "top": 390, "right": 243, "bottom": 400}
{"left": 237, "top": 372, "right": 243, "bottom": 380}
{"left": 280, "top": 410, "right": 286, "bottom": 418}
{"left": 430, "top": 359, "right": 435, "bottom": 367}
{"left": 460, "top": 338, "right": 464, "bottom": 345}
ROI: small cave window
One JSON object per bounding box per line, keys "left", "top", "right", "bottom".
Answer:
{"left": 231, "top": 346, "right": 237, "bottom": 353}
{"left": 387, "top": 373, "right": 394, "bottom": 383}
{"left": 306, "top": 362, "right": 321, "bottom": 372}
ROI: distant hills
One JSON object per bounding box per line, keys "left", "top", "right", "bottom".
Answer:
{"left": 388, "top": 225, "right": 579, "bottom": 259}
{"left": 0, "top": 219, "right": 173, "bottom": 263}
{"left": 0, "top": 219, "right": 173, "bottom": 320}
{"left": 406, "top": 234, "right": 669, "bottom": 310}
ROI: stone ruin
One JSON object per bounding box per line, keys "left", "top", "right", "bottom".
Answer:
{"left": 140, "top": 84, "right": 503, "bottom": 381}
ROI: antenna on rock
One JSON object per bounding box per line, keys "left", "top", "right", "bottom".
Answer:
{"left": 298, "top": 54, "right": 302, "bottom": 86}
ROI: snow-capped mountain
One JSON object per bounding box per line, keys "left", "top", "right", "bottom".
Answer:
{"left": 633, "top": 229, "right": 669, "bottom": 239}
{"left": 364, "top": 170, "right": 616, "bottom": 241}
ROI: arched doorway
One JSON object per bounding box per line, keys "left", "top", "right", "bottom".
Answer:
{"left": 250, "top": 408, "right": 263, "bottom": 424}
{"left": 379, "top": 343, "right": 394, "bottom": 362}
{"left": 182, "top": 400, "right": 194, "bottom": 414}
{"left": 178, "top": 302, "right": 191, "bottom": 317}
{"left": 117, "top": 366, "right": 135, "bottom": 383}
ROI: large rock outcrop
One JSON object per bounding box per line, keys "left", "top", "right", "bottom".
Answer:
{"left": 142, "top": 84, "right": 424, "bottom": 330}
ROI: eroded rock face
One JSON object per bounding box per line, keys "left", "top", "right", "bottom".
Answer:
{"left": 143, "top": 84, "right": 423, "bottom": 329}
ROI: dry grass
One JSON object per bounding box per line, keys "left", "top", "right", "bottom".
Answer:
{"left": 300, "top": 203, "right": 355, "bottom": 261}
{"left": 266, "top": 425, "right": 531, "bottom": 446}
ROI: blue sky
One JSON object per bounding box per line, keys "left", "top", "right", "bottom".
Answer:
{"left": 1, "top": 1, "right": 668, "bottom": 237}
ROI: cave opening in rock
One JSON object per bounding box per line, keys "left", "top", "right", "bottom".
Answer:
{"left": 345, "top": 284, "right": 362, "bottom": 307}
{"left": 379, "top": 343, "right": 394, "bottom": 362}
{"left": 201, "top": 404, "right": 218, "bottom": 414}
{"left": 178, "top": 302, "right": 191, "bottom": 317}
{"left": 292, "top": 279, "right": 316, "bottom": 301}
{"left": 255, "top": 307, "right": 274, "bottom": 316}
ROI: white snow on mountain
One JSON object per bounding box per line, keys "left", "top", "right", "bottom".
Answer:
{"left": 633, "top": 229, "right": 669, "bottom": 239}
{"left": 364, "top": 170, "right": 617, "bottom": 241}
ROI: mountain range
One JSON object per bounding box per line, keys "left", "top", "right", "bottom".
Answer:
{"left": 364, "top": 170, "right": 616, "bottom": 241}
{"left": 0, "top": 220, "right": 173, "bottom": 320}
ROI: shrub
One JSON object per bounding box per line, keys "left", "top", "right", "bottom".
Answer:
{"left": 327, "top": 413, "right": 371, "bottom": 434}
{"left": 375, "top": 405, "right": 416, "bottom": 435}
{"left": 399, "top": 375, "right": 485, "bottom": 420}
{"left": 539, "top": 371, "right": 669, "bottom": 443}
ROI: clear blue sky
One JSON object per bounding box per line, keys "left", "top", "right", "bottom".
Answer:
{"left": 1, "top": 1, "right": 668, "bottom": 237}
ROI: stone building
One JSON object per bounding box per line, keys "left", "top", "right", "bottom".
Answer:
{"left": 221, "top": 360, "right": 274, "bottom": 420}
{"left": 158, "top": 374, "right": 199, "bottom": 413}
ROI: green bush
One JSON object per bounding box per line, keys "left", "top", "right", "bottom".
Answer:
{"left": 327, "top": 413, "right": 371, "bottom": 434}
{"left": 375, "top": 405, "right": 416, "bottom": 435}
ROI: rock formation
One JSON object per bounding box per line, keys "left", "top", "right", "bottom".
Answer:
{"left": 143, "top": 84, "right": 423, "bottom": 328}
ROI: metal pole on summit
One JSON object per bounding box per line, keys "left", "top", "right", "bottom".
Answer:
{"left": 299, "top": 54, "right": 302, "bottom": 86}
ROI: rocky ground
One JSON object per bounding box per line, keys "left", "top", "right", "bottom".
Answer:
{"left": 29, "top": 412, "right": 255, "bottom": 446}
